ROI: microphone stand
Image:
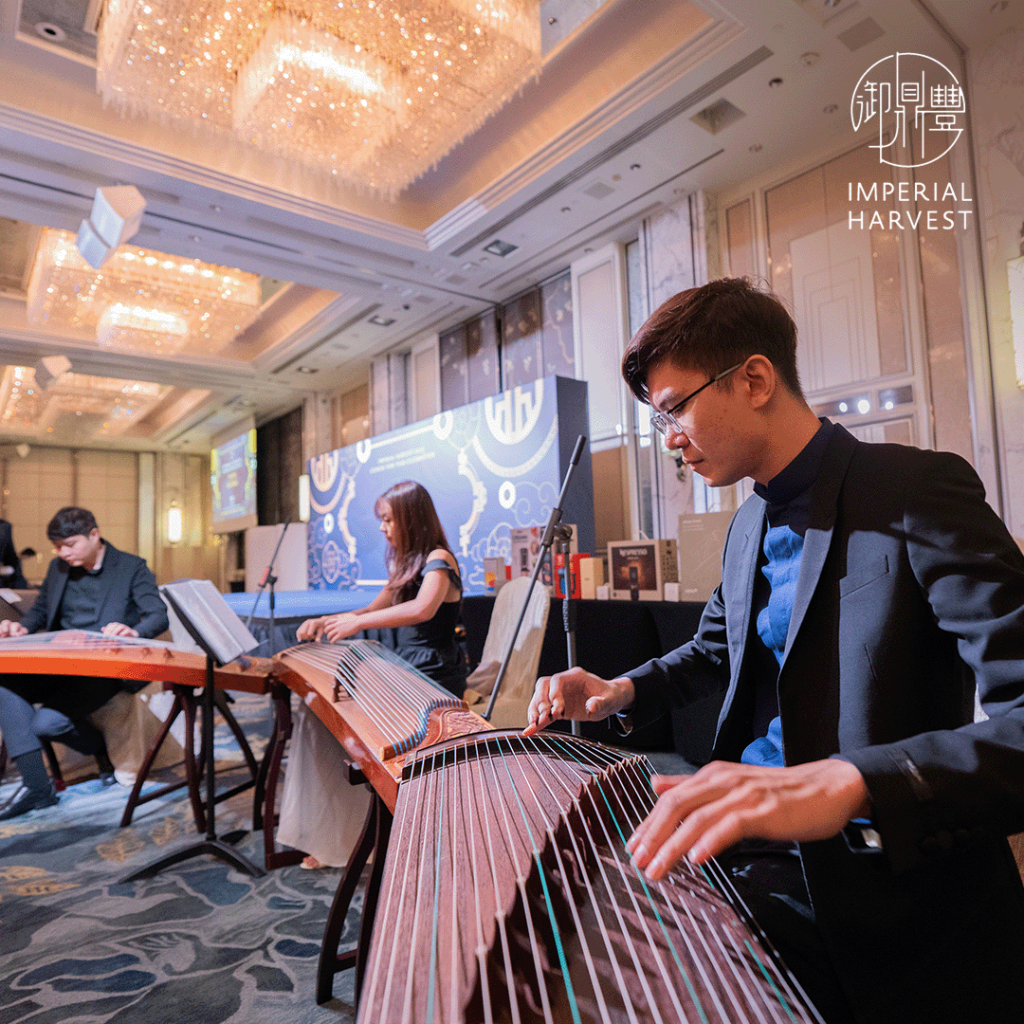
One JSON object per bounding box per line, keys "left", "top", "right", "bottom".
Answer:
{"left": 246, "top": 516, "right": 291, "bottom": 656}
{"left": 551, "top": 526, "right": 582, "bottom": 737}
{"left": 483, "top": 434, "right": 586, "bottom": 728}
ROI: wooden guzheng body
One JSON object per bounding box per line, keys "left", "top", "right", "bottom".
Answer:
{"left": 0, "top": 630, "right": 274, "bottom": 694}
{"left": 260, "top": 638, "right": 495, "bottom": 1003}
{"left": 269, "top": 638, "right": 491, "bottom": 812}
{"left": 359, "top": 730, "right": 822, "bottom": 1024}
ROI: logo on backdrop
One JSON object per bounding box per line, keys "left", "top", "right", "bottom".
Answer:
{"left": 851, "top": 53, "right": 965, "bottom": 169}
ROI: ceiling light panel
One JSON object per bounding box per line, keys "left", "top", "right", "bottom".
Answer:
{"left": 26, "top": 228, "right": 262, "bottom": 356}
{"left": 0, "top": 364, "right": 169, "bottom": 440}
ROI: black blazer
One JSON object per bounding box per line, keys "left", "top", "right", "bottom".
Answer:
{"left": 627, "top": 425, "right": 1024, "bottom": 1023}
{"left": 0, "top": 519, "right": 27, "bottom": 590}
{"left": 19, "top": 540, "right": 168, "bottom": 639}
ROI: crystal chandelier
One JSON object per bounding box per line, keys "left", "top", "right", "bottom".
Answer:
{"left": 0, "top": 365, "right": 168, "bottom": 439}
{"left": 96, "top": 0, "right": 542, "bottom": 198}
{"left": 26, "top": 229, "right": 263, "bottom": 356}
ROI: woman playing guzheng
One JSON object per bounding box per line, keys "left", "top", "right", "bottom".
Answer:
{"left": 277, "top": 480, "right": 466, "bottom": 869}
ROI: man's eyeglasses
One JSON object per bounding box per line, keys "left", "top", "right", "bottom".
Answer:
{"left": 649, "top": 361, "right": 745, "bottom": 437}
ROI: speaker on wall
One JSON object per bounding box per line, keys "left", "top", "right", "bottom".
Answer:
{"left": 75, "top": 185, "right": 147, "bottom": 269}
{"left": 34, "top": 355, "right": 72, "bottom": 389}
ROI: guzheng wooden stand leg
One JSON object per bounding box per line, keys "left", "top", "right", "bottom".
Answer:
{"left": 316, "top": 779, "right": 393, "bottom": 1005}
{"left": 254, "top": 681, "right": 304, "bottom": 870}
{"left": 120, "top": 653, "right": 264, "bottom": 882}
{"left": 120, "top": 684, "right": 261, "bottom": 832}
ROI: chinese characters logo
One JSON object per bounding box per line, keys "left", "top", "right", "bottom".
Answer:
{"left": 851, "top": 53, "right": 965, "bottom": 168}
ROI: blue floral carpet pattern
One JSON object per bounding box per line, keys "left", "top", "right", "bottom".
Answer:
{"left": 0, "top": 693, "right": 359, "bottom": 1024}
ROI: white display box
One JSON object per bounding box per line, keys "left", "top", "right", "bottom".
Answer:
{"left": 677, "top": 511, "right": 733, "bottom": 601}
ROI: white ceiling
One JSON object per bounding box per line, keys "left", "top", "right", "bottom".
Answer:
{"left": 0, "top": 0, "right": 1017, "bottom": 452}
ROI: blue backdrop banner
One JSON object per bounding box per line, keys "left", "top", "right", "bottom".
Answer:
{"left": 306, "top": 376, "right": 593, "bottom": 595}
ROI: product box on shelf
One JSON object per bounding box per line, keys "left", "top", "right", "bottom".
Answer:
{"left": 578, "top": 555, "right": 604, "bottom": 599}
{"left": 484, "top": 557, "right": 510, "bottom": 594}
{"left": 607, "top": 539, "right": 679, "bottom": 601}
{"left": 677, "top": 511, "right": 733, "bottom": 601}
{"left": 553, "top": 552, "right": 599, "bottom": 599}
{"left": 511, "top": 524, "right": 577, "bottom": 589}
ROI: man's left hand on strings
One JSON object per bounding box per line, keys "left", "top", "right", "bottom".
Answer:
{"left": 627, "top": 758, "right": 871, "bottom": 878}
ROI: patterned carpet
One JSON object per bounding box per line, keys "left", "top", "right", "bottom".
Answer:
{"left": 0, "top": 693, "right": 360, "bottom": 1024}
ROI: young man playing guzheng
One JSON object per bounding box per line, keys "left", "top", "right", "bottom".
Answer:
{"left": 526, "top": 277, "right": 1024, "bottom": 1024}
{"left": 0, "top": 506, "right": 168, "bottom": 819}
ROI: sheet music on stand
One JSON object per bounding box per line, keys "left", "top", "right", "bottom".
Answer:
{"left": 121, "top": 578, "right": 265, "bottom": 883}
{"left": 160, "top": 578, "right": 260, "bottom": 665}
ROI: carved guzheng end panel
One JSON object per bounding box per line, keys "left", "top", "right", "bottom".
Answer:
{"left": 273, "top": 640, "right": 491, "bottom": 811}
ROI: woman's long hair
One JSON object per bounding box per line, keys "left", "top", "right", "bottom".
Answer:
{"left": 375, "top": 481, "right": 455, "bottom": 602}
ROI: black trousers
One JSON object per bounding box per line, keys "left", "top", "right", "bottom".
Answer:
{"left": 0, "top": 674, "right": 121, "bottom": 758}
{"left": 719, "top": 839, "right": 857, "bottom": 1024}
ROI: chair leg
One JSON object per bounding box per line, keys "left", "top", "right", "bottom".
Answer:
{"left": 41, "top": 738, "right": 65, "bottom": 792}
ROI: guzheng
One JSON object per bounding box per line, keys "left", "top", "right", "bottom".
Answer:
{"left": 269, "top": 638, "right": 492, "bottom": 812}
{"left": 0, "top": 629, "right": 273, "bottom": 694}
{"left": 359, "top": 730, "right": 822, "bottom": 1024}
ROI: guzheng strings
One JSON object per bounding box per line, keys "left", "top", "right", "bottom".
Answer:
{"left": 360, "top": 731, "right": 823, "bottom": 1024}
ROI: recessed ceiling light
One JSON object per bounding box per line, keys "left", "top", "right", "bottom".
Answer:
{"left": 35, "top": 22, "right": 65, "bottom": 42}
{"left": 368, "top": 314, "right": 396, "bottom": 326}
{"left": 801, "top": 52, "right": 820, "bottom": 67}
{"left": 295, "top": 365, "right": 319, "bottom": 374}
{"left": 483, "top": 239, "right": 518, "bottom": 257}
{"left": 749, "top": 143, "right": 763, "bottom": 153}
{"left": 561, "top": 206, "right": 571, "bottom": 213}
{"left": 823, "top": 104, "right": 839, "bottom": 114}
{"left": 630, "top": 163, "right": 641, "bottom": 170}
{"left": 769, "top": 77, "right": 784, "bottom": 88}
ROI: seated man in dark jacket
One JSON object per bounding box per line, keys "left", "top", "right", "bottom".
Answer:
{"left": 0, "top": 506, "right": 168, "bottom": 819}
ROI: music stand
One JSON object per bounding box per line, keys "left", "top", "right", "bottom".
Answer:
{"left": 121, "top": 579, "right": 265, "bottom": 881}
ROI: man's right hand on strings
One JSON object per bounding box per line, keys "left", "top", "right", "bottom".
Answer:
{"left": 523, "top": 666, "right": 635, "bottom": 736}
